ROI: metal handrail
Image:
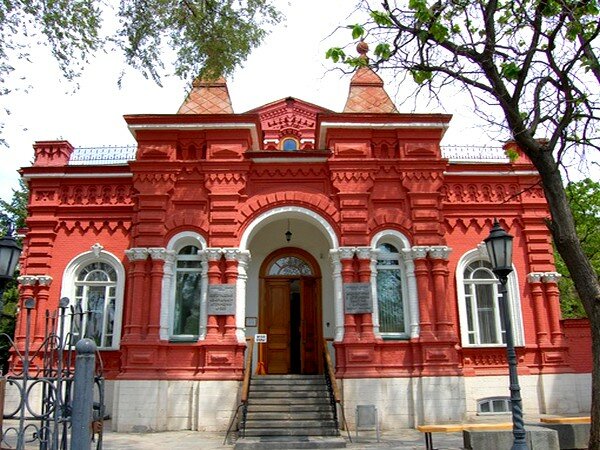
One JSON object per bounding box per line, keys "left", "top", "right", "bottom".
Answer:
{"left": 223, "top": 338, "right": 254, "bottom": 445}
{"left": 323, "top": 339, "right": 352, "bottom": 443}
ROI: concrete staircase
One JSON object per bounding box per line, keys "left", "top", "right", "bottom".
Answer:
{"left": 234, "top": 374, "right": 347, "bottom": 449}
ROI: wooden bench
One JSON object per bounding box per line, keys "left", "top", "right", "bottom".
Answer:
{"left": 417, "top": 423, "right": 512, "bottom": 450}
{"left": 540, "top": 416, "right": 590, "bottom": 424}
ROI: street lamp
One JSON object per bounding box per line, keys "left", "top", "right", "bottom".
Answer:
{"left": 0, "top": 221, "right": 23, "bottom": 307}
{"left": 484, "top": 219, "right": 528, "bottom": 450}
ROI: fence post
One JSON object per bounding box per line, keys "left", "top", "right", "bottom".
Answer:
{"left": 70, "top": 339, "right": 96, "bottom": 450}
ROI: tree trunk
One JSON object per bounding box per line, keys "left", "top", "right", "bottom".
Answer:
{"left": 521, "top": 144, "right": 600, "bottom": 449}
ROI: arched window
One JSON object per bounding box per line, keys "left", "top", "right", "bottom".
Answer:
{"left": 376, "top": 243, "right": 405, "bottom": 334}
{"left": 463, "top": 260, "right": 505, "bottom": 345}
{"left": 281, "top": 137, "right": 299, "bottom": 151}
{"left": 163, "top": 232, "right": 208, "bottom": 341}
{"left": 456, "top": 247, "right": 524, "bottom": 347}
{"left": 73, "top": 261, "right": 118, "bottom": 348}
{"left": 61, "top": 247, "right": 125, "bottom": 350}
{"left": 371, "top": 230, "right": 417, "bottom": 339}
{"left": 172, "top": 245, "right": 203, "bottom": 337}
{"left": 268, "top": 256, "right": 313, "bottom": 276}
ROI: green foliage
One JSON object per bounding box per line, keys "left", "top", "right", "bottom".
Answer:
{"left": 555, "top": 178, "right": 600, "bottom": 318}
{"left": 0, "top": 1, "right": 282, "bottom": 91}
{"left": 411, "top": 69, "right": 432, "bottom": 84}
{"left": 370, "top": 10, "right": 393, "bottom": 27}
{"left": 0, "top": 179, "right": 27, "bottom": 372}
{"left": 0, "top": 178, "right": 28, "bottom": 235}
{"left": 350, "top": 24, "right": 365, "bottom": 39}
{"left": 325, "top": 47, "right": 347, "bottom": 64}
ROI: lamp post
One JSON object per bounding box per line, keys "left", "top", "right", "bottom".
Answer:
{"left": 0, "top": 221, "right": 23, "bottom": 309}
{"left": 484, "top": 219, "right": 528, "bottom": 450}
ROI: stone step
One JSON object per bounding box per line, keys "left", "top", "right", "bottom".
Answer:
{"left": 247, "top": 404, "right": 333, "bottom": 413}
{"left": 234, "top": 436, "right": 347, "bottom": 449}
{"left": 246, "top": 412, "right": 334, "bottom": 421}
{"left": 251, "top": 379, "right": 327, "bottom": 387}
{"left": 248, "top": 398, "right": 331, "bottom": 406}
{"left": 245, "top": 420, "right": 337, "bottom": 429}
{"left": 249, "top": 391, "right": 329, "bottom": 399}
{"left": 250, "top": 383, "right": 327, "bottom": 391}
{"left": 253, "top": 375, "right": 323, "bottom": 380}
{"left": 242, "top": 428, "right": 340, "bottom": 437}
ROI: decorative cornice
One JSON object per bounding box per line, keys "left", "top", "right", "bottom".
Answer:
{"left": 223, "top": 248, "right": 242, "bottom": 261}
{"left": 17, "top": 275, "right": 39, "bottom": 286}
{"left": 354, "top": 247, "right": 373, "bottom": 260}
{"left": 125, "top": 248, "right": 149, "bottom": 261}
{"left": 338, "top": 247, "right": 356, "bottom": 260}
{"left": 204, "top": 248, "right": 224, "bottom": 261}
{"left": 36, "top": 276, "right": 53, "bottom": 287}
{"left": 428, "top": 246, "right": 452, "bottom": 260}
{"left": 148, "top": 248, "right": 170, "bottom": 261}
{"left": 411, "top": 246, "right": 430, "bottom": 260}
{"left": 542, "top": 272, "right": 561, "bottom": 283}
{"left": 527, "top": 272, "right": 544, "bottom": 283}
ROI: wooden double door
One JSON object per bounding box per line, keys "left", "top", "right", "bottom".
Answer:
{"left": 259, "top": 249, "right": 322, "bottom": 375}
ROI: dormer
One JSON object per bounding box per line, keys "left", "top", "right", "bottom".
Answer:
{"left": 246, "top": 97, "right": 332, "bottom": 151}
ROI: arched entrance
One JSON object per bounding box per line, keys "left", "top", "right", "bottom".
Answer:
{"left": 259, "top": 247, "right": 323, "bottom": 375}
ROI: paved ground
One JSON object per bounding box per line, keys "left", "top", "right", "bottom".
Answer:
{"left": 101, "top": 426, "right": 464, "bottom": 450}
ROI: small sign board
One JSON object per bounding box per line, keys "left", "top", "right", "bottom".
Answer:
{"left": 344, "top": 283, "right": 373, "bottom": 314}
{"left": 254, "top": 334, "right": 267, "bottom": 343}
{"left": 207, "top": 284, "right": 236, "bottom": 315}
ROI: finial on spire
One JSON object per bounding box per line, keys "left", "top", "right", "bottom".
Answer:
{"left": 357, "top": 41, "right": 369, "bottom": 61}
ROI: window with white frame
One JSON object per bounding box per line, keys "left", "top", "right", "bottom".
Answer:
{"left": 172, "top": 245, "right": 203, "bottom": 337}
{"left": 375, "top": 242, "right": 407, "bottom": 335}
{"left": 162, "top": 231, "right": 208, "bottom": 341}
{"left": 456, "top": 248, "right": 524, "bottom": 347}
{"left": 463, "top": 260, "right": 506, "bottom": 345}
{"left": 61, "top": 248, "right": 125, "bottom": 350}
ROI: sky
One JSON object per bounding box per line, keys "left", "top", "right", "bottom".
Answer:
{"left": 0, "top": 0, "right": 530, "bottom": 204}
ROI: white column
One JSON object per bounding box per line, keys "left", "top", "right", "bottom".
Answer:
{"left": 367, "top": 248, "right": 381, "bottom": 336}
{"left": 402, "top": 249, "right": 420, "bottom": 339}
{"left": 234, "top": 250, "right": 251, "bottom": 343}
{"left": 329, "top": 249, "right": 345, "bottom": 342}
{"left": 158, "top": 250, "right": 176, "bottom": 340}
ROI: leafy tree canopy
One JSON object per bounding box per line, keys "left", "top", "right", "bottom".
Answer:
{"left": 557, "top": 178, "right": 600, "bottom": 318}
{"left": 0, "top": 0, "right": 282, "bottom": 91}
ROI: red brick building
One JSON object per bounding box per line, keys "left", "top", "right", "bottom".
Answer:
{"left": 16, "top": 63, "right": 591, "bottom": 431}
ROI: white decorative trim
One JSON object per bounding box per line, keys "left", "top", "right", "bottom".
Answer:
{"left": 17, "top": 275, "right": 39, "bottom": 286}
{"left": 91, "top": 243, "right": 104, "bottom": 258}
{"left": 148, "top": 248, "right": 170, "bottom": 261}
{"left": 329, "top": 250, "right": 345, "bottom": 341}
{"left": 411, "top": 246, "right": 430, "bottom": 260}
{"left": 455, "top": 248, "right": 524, "bottom": 347}
{"left": 527, "top": 272, "right": 544, "bottom": 283}
{"left": 235, "top": 250, "right": 252, "bottom": 342}
{"left": 162, "top": 232, "right": 208, "bottom": 341}
{"left": 370, "top": 230, "right": 416, "bottom": 339}
{"left": 36, "top": 276, "right": 53, "bottom": 287}
{"left": 428, "top": 246, "right": 452, "bottom": 260}
{"left": 128, "top": 123, "right": 260, "bottom": 151}
{"left": 21, "top": 173, "right": 133, "bottom": 180}
{"left": 125, "top": 248, "right": 149, "bottom": 261}
{"left": 239, "top": 206, "right": 339, "bottom": 251}
{"left": 541, "top": 272, "right": 561, "bottom": 283}
{"left": 444, "top": 170, "right": 539, "bottom": 177}
{"left": 251, "top": 157, "right": 328, "bottom": 164}
{"left": 338, "top": 247, "right": 356, "bottom": 260}
{"left": 319, "top": 121, "right": 449, "bottom": 148}
{"left": 60, "top": 249, "right": 126, "bottom": 350}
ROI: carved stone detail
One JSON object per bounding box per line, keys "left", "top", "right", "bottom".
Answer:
{"left": 125, "top": 248, "right": 149, "bottom": 261}
{"left": 542, "top": 272, "right": 561, "bottom": 283}
{"left": 428, "top": 246, "right": 452, "bottom": 260}
{"left": 411, "top": 246, "right": 430, "bottom": 260}
{"left": 36, "top": 276, "right": 53, "bottom": 287}
{"left": 17, "top": 275, "right": 38, "bottom": 286}
{"left": 148, "top": 248, "right": 172, "bottom": 261}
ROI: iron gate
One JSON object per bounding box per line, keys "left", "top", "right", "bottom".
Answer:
{"left": 1, "top": 297, "right": 104, "bottom": 449}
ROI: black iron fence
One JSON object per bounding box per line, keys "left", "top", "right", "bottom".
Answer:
{"left": 1, "top": 297, "right": 104, "bottom": 450}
